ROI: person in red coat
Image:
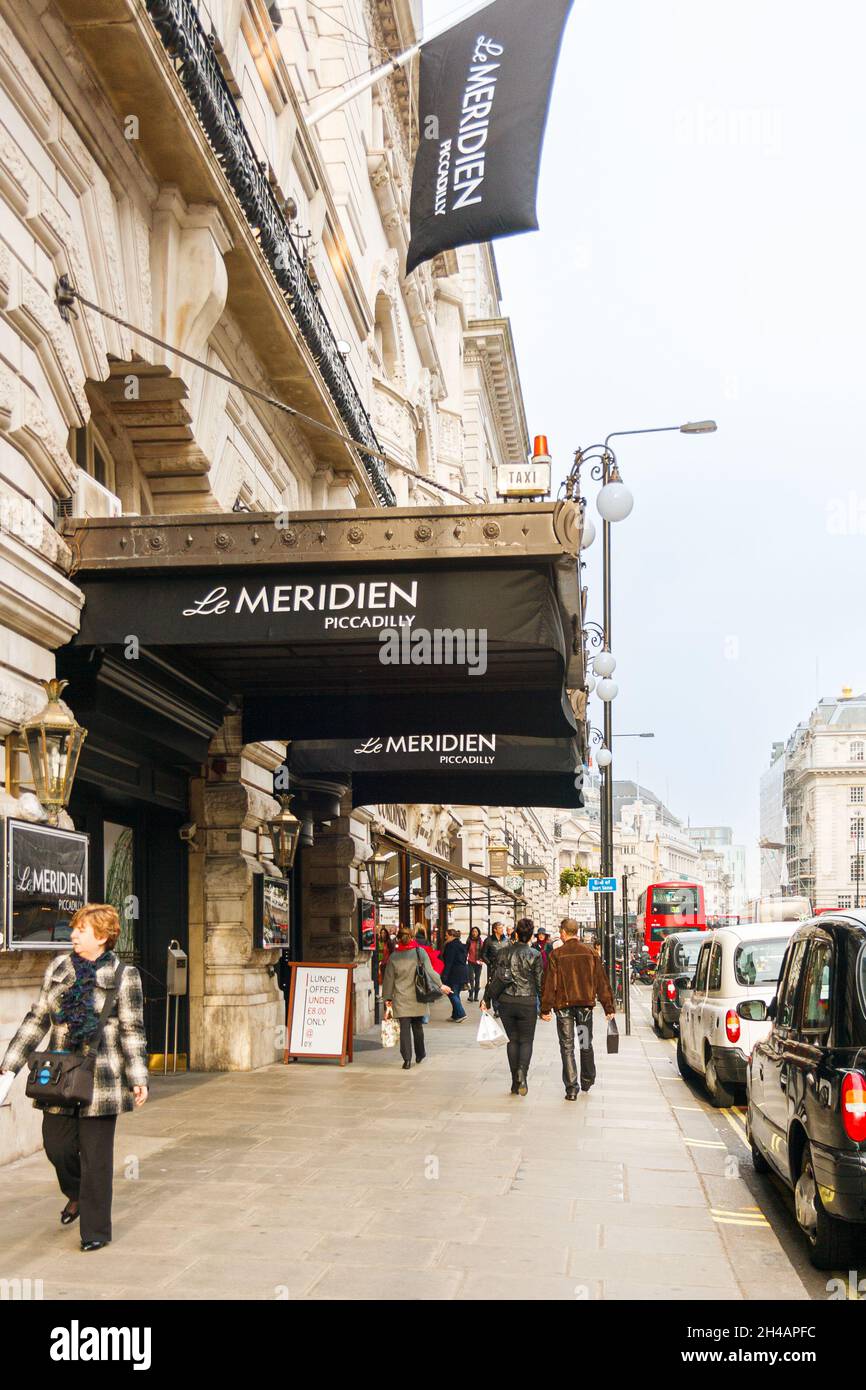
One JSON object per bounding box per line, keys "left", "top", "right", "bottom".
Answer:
{"left": 413, "top": 925, "right": 444, "bottom": 975}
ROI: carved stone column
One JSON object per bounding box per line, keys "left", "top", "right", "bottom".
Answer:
{"left": 296, "top": 783, "right": 376, "bottom": 1028}
{"left": 188, "top": 713, "right": 284, "bottom": 1071}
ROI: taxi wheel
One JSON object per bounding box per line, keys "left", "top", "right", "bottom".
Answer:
{"left": 795, "top": 1143, "right": 853, "bottom": 1270}
{"left": 704, "top": 1054, "right": 736, "bottom": 1109}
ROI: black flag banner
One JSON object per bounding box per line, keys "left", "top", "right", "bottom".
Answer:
{"left": 406, "top": 0, "right": 573, "bottom": 275}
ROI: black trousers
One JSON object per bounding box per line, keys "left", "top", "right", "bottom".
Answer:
{"left": 497, "top": 998, "right": 538, "bottom": 1081}
{"left": 467, "top": 963, "right": 482, "bottom": 999}
{"left": 555, "top": 1007, "right": 596, "bottom": 1094}
{"left": 42, "top": 1112, "right": 117, "bottom": 1243}
{"left": 399, "top": 1017, "right": 426, "bottom": 1064}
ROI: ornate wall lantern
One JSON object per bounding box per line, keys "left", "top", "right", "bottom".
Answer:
{"left": 365, "top": 844, "right": 392, "bottom": 900}
{"left": 7, "top": 679, "right": 87, "bottom": 825}
{"left": 267, "top": 795, "right": 302, "bottom": 873}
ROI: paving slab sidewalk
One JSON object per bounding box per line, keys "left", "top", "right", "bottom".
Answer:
{"left": 0, "top": 989, "right": 810, "bottom": 1301}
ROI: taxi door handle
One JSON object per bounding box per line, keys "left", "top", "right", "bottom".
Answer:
{"left": 779, "top": 1065, "right": 788, "bottom": 1089}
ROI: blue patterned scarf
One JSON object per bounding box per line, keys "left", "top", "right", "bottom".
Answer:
{"left": 57, "top": 951, "right": 112, "bottom": 1048}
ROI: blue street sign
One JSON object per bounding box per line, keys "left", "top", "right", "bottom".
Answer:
{"left": 588, "top": 877, "right": 617, "bottom": 893}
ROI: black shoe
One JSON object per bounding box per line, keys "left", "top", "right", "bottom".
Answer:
{"left": 516, "top": 1069, "right": 528, "bottom": 1097}
{"left": 401, "top": 1061, "right": 411, "bottom": 1069}
{"left": 582, "top": 1083, "right": 594, "bottom": 1093}
{"left": 60, "top": 1202, "right": 79, "bottom": 1226}
{"left": 80, "top": 1240, "right": 110, "bottom": 1252}
{"left": 415, "top": 1055, "right": 425, "bottom": 1065}
{"left": 565, "top": 1090, "right": 578, "bottom": 1101}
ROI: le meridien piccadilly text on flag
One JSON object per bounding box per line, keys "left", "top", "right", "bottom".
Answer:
{"left": 406, "top": 0, "right": 573, "bottom": 275}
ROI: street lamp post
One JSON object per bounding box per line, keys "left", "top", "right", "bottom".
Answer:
{"left": 569, "top": 420, "right": 717, "bottom": 991}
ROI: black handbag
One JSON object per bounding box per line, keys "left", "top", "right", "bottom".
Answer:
{"left": 414, "top": 948, "right": 442, "bottom": 1005}
{"left": 25, "top": 964, "right": 125, "bottom": 1107}
{"left": 606, "top": 1016, "right": 620, "bottom": 1054}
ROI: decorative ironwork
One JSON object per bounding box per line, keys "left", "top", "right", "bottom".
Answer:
{"left": 145, "top": 0, "right": 396, "bottom": 506}
{"left": 584, "top": 620, "right": 605, "bottom": 651}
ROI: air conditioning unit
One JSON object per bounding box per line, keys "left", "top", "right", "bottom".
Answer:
{"left": 57, "top": 471, "right": 122, "bottom": 520}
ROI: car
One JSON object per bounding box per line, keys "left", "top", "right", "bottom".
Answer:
{"left": 746, "top": 912, "right": 866, "bottom": 1268}
{"left": 677, "top": 923, "right": 796, "bottom": 1107}
{"left": 650, "top": 930, "right": 705, "bottom": 1037}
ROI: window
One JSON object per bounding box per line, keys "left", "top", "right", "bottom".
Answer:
{"left": 799, "top": 942, "right": 833, "bottom": 1036}
{"left": 671, "top": 935, "right": 703, "bottom": 973}
{"left": 734, "top": 937, "right": 790, "bottom": 987}
{"left": 651, "top": 886, "right": 699, "bottom": 917}
{"left": 852, "top": 817, "right": 865, "bottom": 843}
{"left": 69, "top": 423, "right": 115, "bottom": 492}
{"left": 852, "top": 855, "right": 864, "bottom": 883}
{"left": 851, "top": 741, "right": 865, "bottom": 763}
{"left": 708, "top": 943, "right": 722, "bottom": 992}
{"left": 838, "top": 895, "right": 852, "bottom": 909}
{"left": 777, "top": 939, "right": 808, "bottom": 1029}
{"left": 851, "top": 787, "right": 864, "bottom": 804}
{"left": 694, "top": 943, "right": 711, "bottom": 992}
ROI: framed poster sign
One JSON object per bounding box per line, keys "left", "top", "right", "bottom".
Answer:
{"left": 254, "top": 874, "right": 290, "bottom": 949}
{"left": 5, "top": 820, "right": 89, "bottom": 950}
{"left": 286, "top": 963, "right": 354, "bottom": 1065}
{"left": 358, "top": 897, "right": 375, "bottom": 952}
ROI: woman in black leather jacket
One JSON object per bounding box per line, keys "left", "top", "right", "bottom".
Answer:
{"left": 481, "top": 918, "right": 546, "bottom": 1096}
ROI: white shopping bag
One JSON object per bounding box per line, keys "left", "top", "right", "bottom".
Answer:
{"left": 381, "top": 1009, "right": 399, "bottom": 1049}
{"left": 476, "top": 1012, "right": 506, "bottom": 1048}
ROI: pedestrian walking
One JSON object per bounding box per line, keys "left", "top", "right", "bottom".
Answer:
{"left": 382, "top": 927, "right": 452, "bottom": 1068}
{"left": 441, "top": 928, "right": 469, "bottom": 1021}
{"left": 481, "top": 918, "right": 546, "bottom": 1096}
{"left": 0, "top": 903, "right": 148, "bottom": 1250}
{"left": 541, "top": 917, "right": 615, "bottom": 1101}
{"left": 413, "top": 924, "right": 444, "bottom": 975}
{"left": 535, "top": 929, "right": 554, "bottom": 970}
{"left": 376, "top": 925, "right": 394, "bottom": 987}
{"left": 465, "top": 925, "right": 484, "bottom": 1001}
{"left": 480, "top": 921, "right": 509, "bottom": 1016}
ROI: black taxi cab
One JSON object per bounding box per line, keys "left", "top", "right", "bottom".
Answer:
{"left": 745, "top": 912, "right": 866, "bottom": 1268}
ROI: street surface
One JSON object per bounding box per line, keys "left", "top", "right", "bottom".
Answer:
{"left": 0, "top": 985, "right": 854, "bottom": 1300}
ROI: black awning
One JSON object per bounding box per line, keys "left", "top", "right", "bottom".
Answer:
{"left": 289, "top": 734, "right": 584, "bottom": 809}
{"left": 72, "top": 561, "right": 577, "bottom": 740}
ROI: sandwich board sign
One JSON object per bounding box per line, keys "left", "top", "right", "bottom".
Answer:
{"left": 285, "top": 962, "right": 354, "bottom": 1065}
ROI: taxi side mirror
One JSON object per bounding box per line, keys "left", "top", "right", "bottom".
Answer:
{"left": 737, "top": 999, "right": 768, "bottom": 1022}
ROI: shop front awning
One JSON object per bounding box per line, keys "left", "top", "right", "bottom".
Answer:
{"left": 63, "top": 502, "right": 586, "bottom": 744}
{"left": 374, "top": 834, "right": 523, "bottom": 905}
{"left": 290, "top": 734, "right": 584, "bottom": 809}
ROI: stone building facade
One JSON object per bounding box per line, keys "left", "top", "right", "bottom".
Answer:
{"left": 0, "top": 0, "right": 565, "bottom": 1165}
{"left": 779, "top": 689, "right": 866, "bottom": 911}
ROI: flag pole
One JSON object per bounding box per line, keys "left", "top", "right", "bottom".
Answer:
{"left": 303, "top": 0, "right": 494, "bottom": 126}
{"left": 305, "top": 46, "right": 421, "bottom": 126}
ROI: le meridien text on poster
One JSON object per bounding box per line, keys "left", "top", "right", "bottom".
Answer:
{"left": 16, "top": 866, "right": 85, "bottom": 916}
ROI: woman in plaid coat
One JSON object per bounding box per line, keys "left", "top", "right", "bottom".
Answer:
{"left": 0, "top": 903, "right": 148, "bottom": 1250}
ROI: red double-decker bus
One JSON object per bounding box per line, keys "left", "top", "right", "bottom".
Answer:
{"left": 637, "top": 881, "right": 707, "bottom": 959}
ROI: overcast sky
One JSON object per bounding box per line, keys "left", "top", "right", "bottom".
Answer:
{"left": 423, "top": 0, "right": 866, "bottom": 887}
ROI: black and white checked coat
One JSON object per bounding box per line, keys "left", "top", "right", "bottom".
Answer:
{"left": 0, "top": 951, "right": 148, "bottom": 1117}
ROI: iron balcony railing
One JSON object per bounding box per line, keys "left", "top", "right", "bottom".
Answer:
{"left": 145, "top": 0, "right": 396, "bottom": 506}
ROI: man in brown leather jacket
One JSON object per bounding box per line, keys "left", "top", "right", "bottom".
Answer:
{"left": 541, "top": 919, "right": 615, "bottom": 1100}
